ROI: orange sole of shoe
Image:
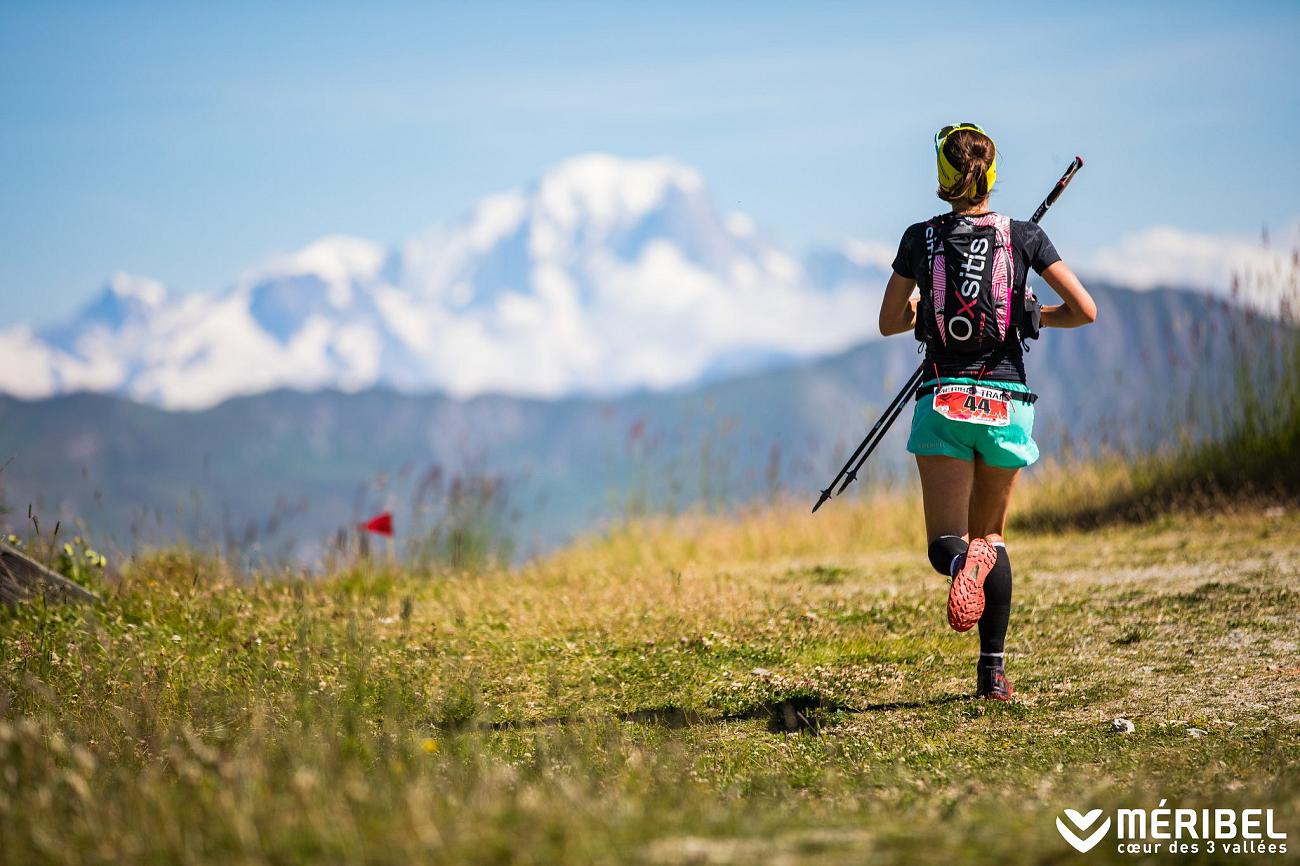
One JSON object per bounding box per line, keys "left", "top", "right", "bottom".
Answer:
{"left": 948, "top": 538, "right": 998, "bottom": 632}
{"left": 977, "top": 684, "right": 1014, "bottom": 701}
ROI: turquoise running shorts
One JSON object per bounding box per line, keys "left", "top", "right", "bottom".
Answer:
{"left": 906, "top": 377, "right": 1039, "bottom": 469}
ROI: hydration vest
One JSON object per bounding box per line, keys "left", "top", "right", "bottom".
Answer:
{"left": 914, "top": 213, "right": 1040, "bottom": 351}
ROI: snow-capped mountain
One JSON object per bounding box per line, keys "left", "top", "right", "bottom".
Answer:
{"left": 0, "top": 154, "right": 888, "bottom": 410}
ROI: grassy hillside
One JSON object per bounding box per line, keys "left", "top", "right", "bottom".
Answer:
{"left": 2, "top": 496, "right": 1297, "bottom": 864}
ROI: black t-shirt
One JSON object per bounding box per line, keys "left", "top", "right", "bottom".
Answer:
{"left": 891, "top": 213, "right": 1061, "bottom": 383}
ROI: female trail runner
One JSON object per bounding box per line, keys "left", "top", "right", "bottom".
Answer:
{"left": 877, "top": 124, "right": 1097, "bottom": 700}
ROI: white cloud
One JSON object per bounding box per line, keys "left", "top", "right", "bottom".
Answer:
{"left": 839, "top": 239, "right": 897, "bottom": 271}
{"left": 467, "top": 190, "right": 528, "bottom": 251}
{"left": 252, "top": 235, "right": 385, "bottom": 285}
{"left": 1087, "top": 223, "right": 1300, "bottom": 312}
{"left": 106, "top": 272, "right": 168, "bottom": 308}
{"left": 0, "top": 327, "right": 58, "bottom": 398}
{"left": 242, "top": 235, "right": 386, "bottom": 309}
{"left": 725, "top": 212, "right": 756, "bottom": 238}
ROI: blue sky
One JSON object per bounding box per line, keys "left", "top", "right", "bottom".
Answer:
{"left": 2, "top": 0, "right": 1298, "bottom": 324}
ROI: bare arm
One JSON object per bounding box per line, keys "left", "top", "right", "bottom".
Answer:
{"left": 1038, "top": 260, "right": 1097, "bottom": 328}
{"left": 878, "top": 271, "right": 918, "bottom": 336}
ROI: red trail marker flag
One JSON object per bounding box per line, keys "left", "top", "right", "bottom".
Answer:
{"left": 360, "top": 511, "right": 394, "bottom": 537}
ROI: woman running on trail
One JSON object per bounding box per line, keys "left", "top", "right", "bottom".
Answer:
{"left": 877, "top": 124, "right": 1097, "bottom": 700}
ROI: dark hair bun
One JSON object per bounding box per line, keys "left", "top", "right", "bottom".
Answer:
{"left": 938, "top": 129, "right": 996, "bottom": 205}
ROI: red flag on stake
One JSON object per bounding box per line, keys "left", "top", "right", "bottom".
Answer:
{"left": 360, "top": 511, "right": 393, "bottom": 537}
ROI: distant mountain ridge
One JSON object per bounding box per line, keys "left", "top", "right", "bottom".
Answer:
{"left": 0, "top": 281, "right": 1284, "bottom": 559}
{"left": 0, "top": 154, "right": 891, "bottom": 410}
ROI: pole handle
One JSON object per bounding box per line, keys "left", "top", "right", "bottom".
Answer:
{"left": 1031, "top": 156, "right": 1084, "bottom": 225}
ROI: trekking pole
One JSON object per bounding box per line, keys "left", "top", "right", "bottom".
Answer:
{"left": 1032, "top": 156, "right": 1084, "bottom": 224}
{"left": 812, "top": 155, "right": 1085, "bottom": 513}
{"left": 831, "top": 365, "right": 923, "bottom": 498}
{"left": 811, "top": 363, "right": 924, "bottom": 513}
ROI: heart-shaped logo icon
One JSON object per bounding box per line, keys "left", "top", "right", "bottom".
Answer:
{"left": 1056, "top": 808, "right": 1111, "bottom": 853}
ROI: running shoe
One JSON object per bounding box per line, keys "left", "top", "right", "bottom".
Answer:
{"left": 976, "top": 661, "right": 1014, "bottom": 701}
{"left": 947, "top": 537, "right": 997, "bottom": 632}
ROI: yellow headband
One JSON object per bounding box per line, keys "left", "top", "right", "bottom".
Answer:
{"left": 935, "top": 123, "right": 997, "bottom": 199}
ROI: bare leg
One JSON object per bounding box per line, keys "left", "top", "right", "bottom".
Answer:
{"left": 915, "top": 455, "right": 974, "bottom": 541}
{"left": 968, "top": 458, "right": 1021, "bottom": 541}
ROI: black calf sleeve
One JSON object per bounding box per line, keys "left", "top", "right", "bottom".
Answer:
{"left": 927, "top": 535, "right": 968, "bottom": 577}
{"left": 979, "top": 544, "right": 1013, "bottom": 660}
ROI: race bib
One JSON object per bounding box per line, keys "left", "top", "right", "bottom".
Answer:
{"left": 932, "top": 384, "right": 1011, "bottom": 427}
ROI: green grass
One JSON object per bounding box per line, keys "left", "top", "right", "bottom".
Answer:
{"left": 3, "top": 502, "right": 1298, "bottom": 865}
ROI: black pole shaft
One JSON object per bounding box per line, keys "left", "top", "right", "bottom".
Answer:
{"left": 833, "top": 362, "right": 924, "bottom": 496}
{"left": 811, "top": 362, "right": 924, "bottom": 512}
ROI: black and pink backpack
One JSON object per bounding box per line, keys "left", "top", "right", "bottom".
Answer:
{"left": 914, "top": 213, "right": 1039, "bottom": 351}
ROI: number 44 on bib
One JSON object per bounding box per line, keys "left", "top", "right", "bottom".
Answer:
{"left": 932, "top": 384, "right": 1011, "bottom": 427}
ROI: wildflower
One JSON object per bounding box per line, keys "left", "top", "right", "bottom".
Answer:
{"left": 421, "top": 738, "right": 439, "bottom": 754}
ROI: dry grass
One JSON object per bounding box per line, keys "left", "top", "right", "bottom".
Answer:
{"left": 3, "top": 492, "right": 1298, "bottom": 865}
